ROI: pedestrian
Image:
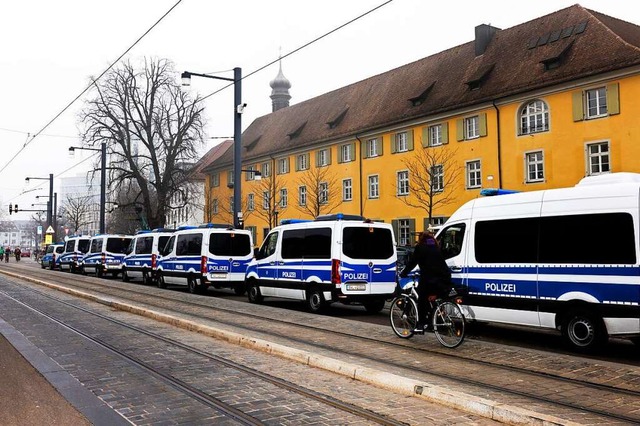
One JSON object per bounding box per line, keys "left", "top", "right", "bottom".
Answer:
{"left": 14, "top": 247, "right": 21, "bottom": 261}
{"left": 0, "top": 246, "right": 4, "bottom": 264}
{"left": 400, "top": 229, "right": 452, "bottom": 331}
{"left": 4, "top": 247, "right": 10, "bottom": 263}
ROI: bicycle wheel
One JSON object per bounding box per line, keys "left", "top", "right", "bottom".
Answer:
{"left": 390, "top": 295, "right": 418, "bottom": 339}
{"left": 432, "top": 301, "right": 465, "bottom": 348}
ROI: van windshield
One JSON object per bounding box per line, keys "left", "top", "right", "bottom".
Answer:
{"left": 78, "top": 240, "right": 91, "bottom": 253}
{"left": 342, "top": 226, "right": 394, "bottom": 259}
{"left": 209, "top": 233, "right": 251, "bottom": 256}
{"left": 106, "top": 237, "right": 132, "bottom": 254}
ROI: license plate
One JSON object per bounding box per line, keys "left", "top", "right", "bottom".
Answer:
{"left": 346, "top": 283, "right": 366, "bottom": 291}
{"left": 209, "top": 273, "right": 227, "bottom": 279}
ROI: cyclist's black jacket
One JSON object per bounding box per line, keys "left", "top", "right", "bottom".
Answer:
{"left": 400, "top": 240, "right": 451, "bottom": 296}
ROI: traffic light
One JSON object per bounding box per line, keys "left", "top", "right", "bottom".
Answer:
{"left": 9, "top": 204, "right": 18, "bottom": 214}
{"left": 14, "top": 204, "right": 18, "bottom": 213}
{"left": 8, "top": 204, "right": 12, "bottom": 215}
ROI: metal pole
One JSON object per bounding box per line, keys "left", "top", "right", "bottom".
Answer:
{"left": 53, "top": 192, "right": 57, "bottom": 240}
{"left": 48, "top": 173, "right": 53, "bottom": 228}
{"left": 233, "top": 67, "right": 242, "bottom": 228}
{"left": 100, "top": 141, "right": 106, "bottom": 234}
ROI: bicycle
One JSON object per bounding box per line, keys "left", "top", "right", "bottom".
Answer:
{"left": 389, "top": 274, "right": 466, "bottom": 348}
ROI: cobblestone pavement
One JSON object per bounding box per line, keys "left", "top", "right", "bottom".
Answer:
{"left": 0, "top": 274, "right": 496, "bottom": 425}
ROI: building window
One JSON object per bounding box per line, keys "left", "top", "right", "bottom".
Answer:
{"left": 428, "top": 125, "right": 442, "bottom": 146}
{"left": 277, "top": 158, "right": 289, "bottom": 174}
{"left": 261, "top": 161, "right": 271, "bottom": 178}
{"left": 262, "top": 191, "right": 270, "bottom": 210}
{"left": 520, "top": 100, "right": 549, "bottom": 135}
{"left": 280, "top": 188, "right": 288, "bottom": 208}
{"left": 319, "top": 182, "right": 329, "bottom": 204}
{"left": 212, "top": 199, "right": 218, "bottom": 214}
{"left": 317, "top": 149, "right": 330, "bottom": 167}
{"left": 368, "top": 175, "right": 379, "bottom": 199}
{"left": 298, "top": 186, "right": 307, "bottom": 206}
{"left": 525, "top": 151, "right": 544, "bottom": 183}
{"left": 227, "top": 170, "right": 234, "bottom": 185}
{"left": 586, "top": 87, "right": 607, "bottom": 118}
{"left": 340, "top": 144, "right": 353, "bottom": 162}
{"left": 342, "top": 179, "right": 352, "bottom": 201}
{"left": 394, "top": 132, "right": 408, "bottom": 152}
{"left": 431, "top": 164, "right": 444, "bottom": 192}
{"left": 212, "top": 173, "right": 220, "bottom": 187}
{"left": 247, "top": 193, "right": 255, "bottom": 211}
{"left": 465, "top": 116, "right": 479, "bottom": 139}
{"left": 399, "top": 219, "right": 411, "bottom": 246}
{"left": 229, "top": 196, "right": 234, "bottom": 212}
{"left": 296, "top": 153, "right": 309, "bottom": 171}
{"left": 245, "top": 165, "right": 256, "bottom": 181}
{"left": 466, "top": 160, "right": 482, "bottom": 189}
{"left": 366, "top": 138, "right": 379, "bottom": 158}
{"left": 586, "top": 142, "right": 610, "bottom": 175}
{"left": 397, "top": 171, "right": 409, "bottom": 196}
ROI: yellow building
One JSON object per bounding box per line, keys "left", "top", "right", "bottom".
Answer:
{"left": 202, "top": 5, "right": 640, "bottom": 246}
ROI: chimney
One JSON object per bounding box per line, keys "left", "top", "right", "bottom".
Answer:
{"left": 475, "top": 24, "right": 499, "bottom": 56}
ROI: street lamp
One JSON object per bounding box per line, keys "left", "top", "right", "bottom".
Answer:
{"left": 241, "top": 169, "right": 262, "bottom": 181}
{"left": 25, "top": 173, "right": 53, "bottom": 232}
{"left": 69, "top": 142, "right": 107, "bottom": 234}
{"left": 182, "top": 68, "right": 244, "bottom": 228}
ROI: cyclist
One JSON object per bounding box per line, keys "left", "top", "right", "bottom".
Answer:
{"left": 399, "top": 229, "right": 452, "bottom": 332}
{"left": 4, "top": 247, "right": 10, "bottom": 263}
{"left": 14, "top": 247, "right": 21, "bottom": 261}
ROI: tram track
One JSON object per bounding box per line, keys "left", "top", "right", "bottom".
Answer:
{"left": 5, "top": 265, "right": 640, "bottom": 424}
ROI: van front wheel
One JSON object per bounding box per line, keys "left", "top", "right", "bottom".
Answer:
{"left": 247, "top": 281, "right": 263, "bottom": 303}
{"left": 561, "top": 310, "right": 607, "bottom": 352}
{"left": 306, "top": 289, "right": 326, "bottom": 313}
{"left": 157, "top": 272, "right": 167, "bottom": 289}
{"left": 363, "top": 299, "right": 385, "bottom": 313}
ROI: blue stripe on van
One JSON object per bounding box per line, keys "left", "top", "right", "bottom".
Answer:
{"left": 466, "top": 265, "right": 640, "bottom": 276}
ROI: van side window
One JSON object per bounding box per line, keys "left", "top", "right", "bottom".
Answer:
{"left": 90, "top": 239, "right": 102, "bottom": 253}
{"left": 158, "top": 236, "right": 171, "bottom": 253}
{"left": 160, "top": 236, "right": 175, "bottom": 256}
{"left": 258, "top": 232, "right": 279, "bottom": 259}
{"left": 539, "top": 212, "right": 636, "bottom": 264}
{"left": 209, "top": 233, "right": 251, "bottom": 256}
{"left": 282, "top": 229, "right": 305, "bottom": 259}
{"left": 342, "top": 227, "right": 393, "bottom": 259}
{"left": 304, "top": 228, "right": 332, "bottom": 259}
{"left": 135, "top": 236, "right": 153, "bottom": 254}
{"left": 107, "top": 238, "right": 132, "bottom": 254}
{"left": 78, "top": 240, "right": 91, "bottom": 253}
{"left": 177, "top": 234, "right": 202, "bottom": 256}
{"left": 475, "top": 218, "right": 538, "bottom": 263}
{"left": 439, "top": 224, "right": 466, "bottom": 260}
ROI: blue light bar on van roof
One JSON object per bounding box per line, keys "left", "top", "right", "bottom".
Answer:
{"left": 151, "top": 228, "right": 176, "bottom": 233}
{"left": 199, "top": 223, "right": 234, "bottom": 229}
{"left": 479, "top": 188, "right": 520, "bottom": 196}
{"left": 315, "top": 213, "right": 365, "bottom": 221}
{"left": 136, "top": 230, "right": 152, "bottom": 235}
{"left": 177, "top": 225, "right": 197, "bottom": 230}
{"left": 280, "top": 219, "right": 312, "bottom": 225}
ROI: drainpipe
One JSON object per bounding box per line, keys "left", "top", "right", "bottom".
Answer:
{"left": 355, "top": 135, "right": 364, "bottom": 216}
{"left": 492, "top": 100, "right": 503, "bottom": 189}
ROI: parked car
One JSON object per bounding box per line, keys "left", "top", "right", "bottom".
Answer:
{"left": 20, "top": 248, "right": 31, "bottom": 258}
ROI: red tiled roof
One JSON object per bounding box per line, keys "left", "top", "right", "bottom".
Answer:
{"left": 190, "top": 139, "right": 233, "bottom": 180}
{"left": 210, "top": 4, "right": 640, "bottom": 170}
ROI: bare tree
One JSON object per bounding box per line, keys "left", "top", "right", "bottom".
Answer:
{"left": 251, "top": 172, "right": 287, "bottom": 229}
{"left": 400, "top": 145, "right": 462, "bottom": 225}
{"left": 79, "top": 57, "right": 206, "bottom": 229}
{"left": 207, "top": 184, "right": 254, "bottom": 227}
{"left": 59, "top": 194, "right": 93, "bottom": 234}
{"left": 295, "top": 166, "right": 340, "bottom": 218}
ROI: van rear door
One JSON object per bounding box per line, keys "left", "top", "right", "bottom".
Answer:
{"left": 208, "top": 232, "right": 252, "bottom": 278}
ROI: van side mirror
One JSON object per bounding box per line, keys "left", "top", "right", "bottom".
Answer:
{"left": 254, "top": 247, "right": 262, "bottom": 260}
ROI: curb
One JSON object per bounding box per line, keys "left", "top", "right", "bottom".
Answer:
{"left": 0, "top": 269, "right": 581, "bottom": 426}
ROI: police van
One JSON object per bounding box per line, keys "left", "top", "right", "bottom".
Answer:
{"left": 41, "top": 243, "right": 65, "bottom": 270}
{"left": 121, "top": 229, "right": 174, "bottom": 284}
{"left": 245, "top": 214, "right": 397, "bottom": 313}
{"left": 81, "top": 234, "right": 133, "bottom": 278}
{"left": 59, "top": 235, "right": 91, "bottom": 273}
{"left": 155, "top": 224, "right": 254, "bottom": 294}
{"left": 437, "top": 172, "right": 640, "bottom": 351}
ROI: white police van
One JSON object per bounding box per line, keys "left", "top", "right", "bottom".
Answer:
{"left": 121, "top": 228, "right": 174, "bottom": 284}
{"left": 245, "top": 214, "right": 397, "bottom": 313}
{"left": 437, "top": 172, "right": 640, "bottom": 351}
{"left": 155, "top": 224, "right": 254, "bottom": 294}
{"left": 59, "top": 235, "right": 91, "bottom": 273}
{"left": 81, "top": 234, "right": 133, "bottom": 278}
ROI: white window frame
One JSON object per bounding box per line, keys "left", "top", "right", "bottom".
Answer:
{"left": 586, "top": 87, "right": 607, "bottom": 119}
{"left": 319, "top": 182, "right": 329, "bottom": 204}
{"left": 247, "top": 193, "right": 255, "bottom": 211}
{"left": 212, "top": 199, "right": 218, "bottom": 215}
{"left": 227, "top": 170, "right": 234, "bottom": 185}
{"left": 298, "top": 186, "right": 307, "bottom": 206}
{"left": 261, "top": 161, "right": 271, "bottom": 178}
{"left": 366, "top": 138, "right": 379, "bottom": 158}
{"left": 520, "top": 100, "right": 549, "bottom": 135}
{"left": 342, "top": 178, "right": 352, "bottom": 201}
{"left": 465, "top": 116, "right": 480, "bottom": 140}
{"left": 431, "top": 164, "right": 444, "bottom": 192}
{"left": 586, "top": 141, "right": 610, "bottom": 176}
{"left": 341, "top": 144, "right": 352, "bottom": 162}
{"left": 262, "top": 191, "right": 271, "bottom": 210}
{"left": 277, "top": 158, "right": 289, "bottom": 174}
{"left": 525, "top": 150, "right": 545, "bottom": 183}
{"left": 398, "top": 219, "right": 411, "bottom": 246}
{"left": 466, "top": 160, "right": 482, "bottom": 189}
{"left": 396, "top": 170, "right": 409, "bottom": 196}
{"left": 279, "top": 188, "right": 288, "bottom": 208}
{"left": 212, "top": 173, "right": 220, "bottom": 187}
{"left": 428, "top": 125, "right": 442, "bottom": 147}
{"left": 395, "top": 132, "right": 408, "bottom": 152}
{"left": 245, "top": 165, "right": 256, "bottom": 181}
{"left": 368, "top": 175, "right": 379, "bottom": 199}
{"left": 297, "top": 153, "right": 309, "bottom": 171}
{"left": 318, "top": 149, "right": 329, "bottom": 167}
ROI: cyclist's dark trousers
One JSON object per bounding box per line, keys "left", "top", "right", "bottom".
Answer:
{"left": 416, "top": 283, "right": 433, "bottom": 325}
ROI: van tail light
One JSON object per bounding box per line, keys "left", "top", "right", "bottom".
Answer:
{"left": 151, "top": 254, "right": 156, "bottom": 269}
{"left": 201, "top": 256, "right": 207, "bottom": 274}
{"left": 331, "top": 259, "right": 341, "bottom": 285}
{"left": 102, "top": 253, "right": 106, "bottom": 264}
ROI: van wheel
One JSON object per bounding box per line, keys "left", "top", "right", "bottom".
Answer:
{"left": 188, "top": 276, "right": 202, "bottom": 294}
{"left": 247, "top": 281, "right": 263, "bottom": 303}
{"left": 122, "top": 268, "right": 130, "bottom": 282}
{"left": 561, "top": 310, "right": 607, "bottom": 352}
{"left": 157, "top": 272, "right": 167, "bottom": 289}
{"left": 70, "top": 265, "right": 76, "bottom": 274}
{"left": 306, "top": 289, "right": 326, "bottom": 313}
{"left": 363, "top": 299, "right": 386, "bottom": 313}
{"left": 234, "top": 283, "right": 246, "bottom": 296}
{"left": 143, "top": 271, "right": 152, "bottom": 285}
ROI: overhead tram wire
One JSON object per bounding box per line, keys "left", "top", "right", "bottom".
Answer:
{"left": 0, "top": 0, "right": 185, "bottom": 177}
{"left": 199, "top": 0, "right": 394, "bottom": 103}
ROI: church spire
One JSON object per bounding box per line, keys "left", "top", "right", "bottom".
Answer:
{"left": 269, "top": 55, "right": 291, "bottom": 112}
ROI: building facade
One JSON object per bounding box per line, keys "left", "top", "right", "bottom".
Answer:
{"left": 204, "top": 5, "right": 640, "bottom": 246}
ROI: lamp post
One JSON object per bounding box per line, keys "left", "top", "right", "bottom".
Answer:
{"left": 182, "top": 68, "right": 244, "bottom": 228}
{"left": 25, "top": 173, "right": 53, "bottom": 232}
{"left": 69, "top": 142, "right": 107, "bottom": 234}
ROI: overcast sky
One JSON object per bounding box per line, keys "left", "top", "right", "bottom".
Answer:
{"left": 1, "top": 0, "right": 637, "bottom": 216}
